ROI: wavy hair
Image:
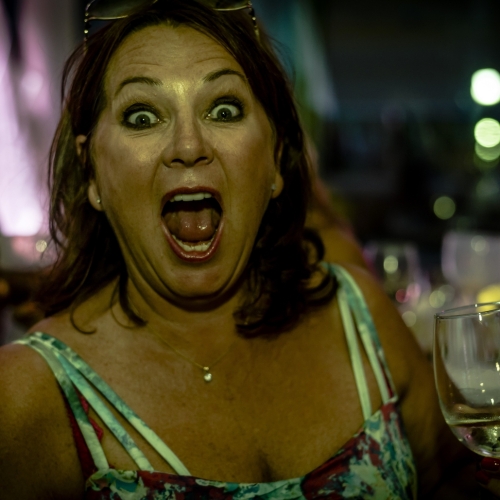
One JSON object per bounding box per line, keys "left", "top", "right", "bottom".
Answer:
{"left": 38, "top": 0, "right": 336, "bottom": 335}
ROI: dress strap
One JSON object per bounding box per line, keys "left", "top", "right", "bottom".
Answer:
{"left": 15, "top": 332, "right": 191, "bottom": 476}
{"left": 17, "top": 338, "right": 109, "bottom": 471}
{"left": 327, "top": 264, "right": 397, "bottom": 406}
{"left": 337, "top": 287, "right": 372, "bottom": 420}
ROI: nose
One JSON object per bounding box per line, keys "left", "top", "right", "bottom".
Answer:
{"left": 162, "top": 115, "right": 213, "bottom": 169}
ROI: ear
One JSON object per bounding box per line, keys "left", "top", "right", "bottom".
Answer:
{"left": 87, "top": 180, "right": 103, "bottom": 211}
{"left": 75, "top": 134, "right": 87, "bottom": 158}
{"left": 88, "top": 180, "right": 103, "bottom": 211}
{"left": 76, "top": 135, "right": 102, "bottom": 211}
{"left": 271, "top": 171, "right": 284, "bottom": 199}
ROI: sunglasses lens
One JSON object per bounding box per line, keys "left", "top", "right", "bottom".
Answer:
{"left": 199, "top": 0, "right": 249, "bottom": 10}
{"left": 87, "top": 0, "right": 157, "bottom": 20}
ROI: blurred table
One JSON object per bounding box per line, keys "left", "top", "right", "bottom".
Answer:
{"left": 365, "top": 231, "right": 500, "bottom": 357}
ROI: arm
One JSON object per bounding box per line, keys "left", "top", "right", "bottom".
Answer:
{"left": 0, "top": 343, "right": 84, "bottom": 499}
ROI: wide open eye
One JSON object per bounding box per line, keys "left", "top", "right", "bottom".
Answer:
{"left": 124, "top": 109, "right": 160, "bottom": 129}
{"left": 208, "top": 100, "right": 243, "bottom": 122}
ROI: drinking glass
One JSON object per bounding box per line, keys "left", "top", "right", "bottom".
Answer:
{"left": 363, "top": 241, "right": 422, "bottom": 304}
{"left": 441, "top": 231, "right": 500, "bottom": 305}
{"left": 434, "top": 302, "right": 500, "bottom": 457}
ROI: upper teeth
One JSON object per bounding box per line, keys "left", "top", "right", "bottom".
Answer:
{"left": 170, "top": 192, "right": 213, "bottom": 202}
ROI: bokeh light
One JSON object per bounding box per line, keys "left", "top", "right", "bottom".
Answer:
{"left": 433, "top": 196, "right": 456, "bottom": 220}
{"left": 383, "top": 255, "right": 399, "bottom": 274}
{"left": 474, "top": 155, "right": 499, "bottom": 172}
{"left": 401, "top": 311, "right": 416, "bottom": 327}
{"left": 395, "top": 288, "right": 407, "bottom": 303}
{"left": 477, "top": 284, "right": 500, "bottom": 304}
{"left": 471, "top": 235, "right": 490, "bottom": 255}
{"left": 471, "top": 69, "right": 500, "bottom": 106}
{"left": 474, "top": 118, "right": 500, "bottom": 148}
{"left": 429, "top": 290, "right": 446, "bottom": 309}
{"left": 470, "top": 68, "right": 500, "bottom": 106}
{"left": 475, "top": 142, "right": 500, "bottom": 162}
{"left": 35, "top": 239, "right": 47, "bottom": 253}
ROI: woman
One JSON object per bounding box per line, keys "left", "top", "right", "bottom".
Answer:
{"left": 0, "top": 1, "right": 489, "bottom": 498}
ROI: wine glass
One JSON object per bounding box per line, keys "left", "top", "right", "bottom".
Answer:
{"left": 363, "top": 241, "right": 422, "bottom": 304}
{"left": 441, "top": 231, "right": 500, "bottom": 306}
{"left": 434, "top": 302, "right": 500, "bottom": 457}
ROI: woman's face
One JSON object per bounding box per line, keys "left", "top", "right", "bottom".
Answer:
{"left": 83, "top": 24, "right": 283, "bottom": 307}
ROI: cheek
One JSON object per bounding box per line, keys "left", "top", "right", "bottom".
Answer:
{"left": 93, "top": 133, "right": 156, "bottom": 204}
{"left": 227, "top": 133, "right": 276, "bottom": 220}
{"left": 247, "top": 133, "right": 276, "bottom": 188}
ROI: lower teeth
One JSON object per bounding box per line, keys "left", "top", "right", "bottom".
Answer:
{"left": 172, "top": 234, "right": 214, "bottom": 252}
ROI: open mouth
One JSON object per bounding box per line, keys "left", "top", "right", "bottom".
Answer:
{"left": 162, "top": 191, "right": 223, "bottom": 259}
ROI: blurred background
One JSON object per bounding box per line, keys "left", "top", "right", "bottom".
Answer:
{"left": 1, "top": 0, "right": 500, "bottom": 353}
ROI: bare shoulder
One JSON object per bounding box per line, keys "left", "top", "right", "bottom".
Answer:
{"left": 0, "top": 338, "right": 84, "bottom": 499}
{"left": 335, "top": 263, "right": 417, "bottom": 388}
{"left": 337, "top": 263, "right": 462, "bottom": 493}
{"left": 319, "top": 225, "right": 368, "bottom": 269}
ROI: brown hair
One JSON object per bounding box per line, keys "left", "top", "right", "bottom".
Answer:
{"left": 39, "top": 0, "right": 336, "bottom": 335}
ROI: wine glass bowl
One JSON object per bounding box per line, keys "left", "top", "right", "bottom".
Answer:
{"left": 363, "top": 241, "right": 422, "bottom": 304}
{"left": 434, "top": 302, "right": 500, "bottom": 457}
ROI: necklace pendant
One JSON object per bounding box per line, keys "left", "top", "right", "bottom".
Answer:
{"left": 203, "top": 367, "right": 212, "bottom": 382}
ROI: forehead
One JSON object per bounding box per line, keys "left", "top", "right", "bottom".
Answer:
{"left": 105, "top": 24, "right": 244, "bottom": 90}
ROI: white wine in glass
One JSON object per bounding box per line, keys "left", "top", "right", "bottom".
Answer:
{"left": 434, "top": 302, "right": 500, "bottom": 457}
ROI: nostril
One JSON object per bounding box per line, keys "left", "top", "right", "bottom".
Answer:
{"left": 166, "top": 156, "right": 210, "bottom": 168}
{"left": 168, "top": 158, "right": 185, "bottom": 167}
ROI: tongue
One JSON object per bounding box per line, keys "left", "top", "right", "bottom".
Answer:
{"left": 164, "top": 201, "right": 220, "bottom": 242}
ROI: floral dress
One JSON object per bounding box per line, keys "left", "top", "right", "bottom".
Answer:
{"left": 15, "top": 264, "right": 417, "bottom": 499}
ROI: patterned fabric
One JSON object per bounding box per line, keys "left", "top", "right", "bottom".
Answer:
{"left": 15, "top": 264, "right": 417, "bottom": 499}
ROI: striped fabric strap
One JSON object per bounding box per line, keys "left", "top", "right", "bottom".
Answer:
{"left": 17, "top": 332, "right": 191, "bottom": 476}
{"left": 16, "top": 337, "right": 109, "bottom": 471}
{"left": 328, "top": 264, "right": 396, "bottom": 403}
{"left": 57, "top": 354, "right": 154, "bottom": 472}
{"left": 337, "top": 287, "right": 372, "bottom": 420}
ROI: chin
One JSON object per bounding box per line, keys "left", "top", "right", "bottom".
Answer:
{"left": 163, "top": 268, "right": 241, "bottom": 307}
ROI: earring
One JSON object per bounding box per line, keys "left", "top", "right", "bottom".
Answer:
{"left": 271, "top": 184, "right": 277, "bottom": 192}
{"left": 96, "top": 197, "right": 101, "bottom": 204}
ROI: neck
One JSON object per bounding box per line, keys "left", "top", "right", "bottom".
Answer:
{"left": 121, "top": 274, "right": 243, "bottom": 348}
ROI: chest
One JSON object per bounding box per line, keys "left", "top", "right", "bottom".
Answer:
{"left": 79, "top": 311, "right": 384, "bottom": 483}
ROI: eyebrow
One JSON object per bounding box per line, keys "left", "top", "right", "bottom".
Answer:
{"left": 114, "top": 68, "right": 246, "bottom": 97}
{"left": 115, "top": 76, "right": 163, "bottom": 97}
{"left": 203, "top": 68, "right": 247, "bottom": 84}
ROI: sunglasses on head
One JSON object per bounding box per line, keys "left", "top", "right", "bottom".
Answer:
{"left": 84, "top": 0, "right": 259, "bottom": 45}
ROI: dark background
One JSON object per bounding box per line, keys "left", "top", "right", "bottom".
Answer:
{"left": 319, "top": 0, "right": 500, "bottom": 248}
{"left": 261, "top": 0, "right": 500, "bottom": 262}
